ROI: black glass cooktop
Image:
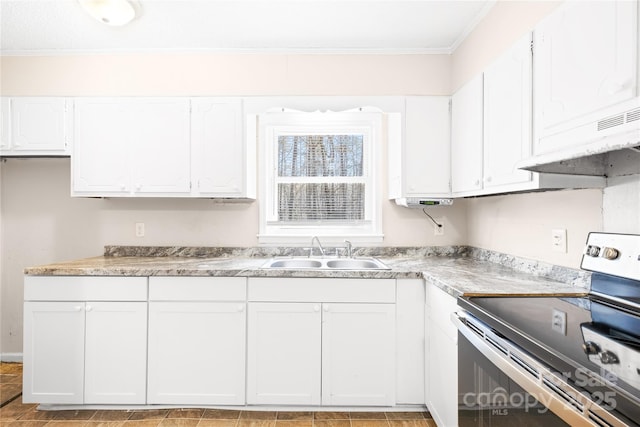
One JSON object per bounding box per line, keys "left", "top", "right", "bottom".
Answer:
{"left": 458, "top": 295, "right": 640, "bottom": 425}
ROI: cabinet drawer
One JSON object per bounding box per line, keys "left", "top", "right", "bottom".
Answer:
{"left": 149, "top": 277, "right": 246, "bottom": 301}
{"left": 24, "top": 276, "right": 147, "bottom": 301}
{"left": 248, "top": 278, "right": 395, "bottom": 303}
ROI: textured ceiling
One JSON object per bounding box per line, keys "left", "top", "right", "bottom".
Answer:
{"left": 0, "top": 0, "right": 494, "bottom": 54}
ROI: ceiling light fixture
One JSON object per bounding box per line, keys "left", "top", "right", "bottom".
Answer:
{"left": 78, "top": 0, "right": 137, "bottom": 26}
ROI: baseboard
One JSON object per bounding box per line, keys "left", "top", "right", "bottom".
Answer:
{"left": 1, "top": 353, "right": 23, "bottom": 363}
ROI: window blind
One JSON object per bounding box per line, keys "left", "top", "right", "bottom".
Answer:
{"left": 276, "top": 134, "right": 365, "bottom": 222}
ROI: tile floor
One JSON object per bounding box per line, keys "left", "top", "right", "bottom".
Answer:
{"left": 0, "top": 363, "right": 437, "bottom": 427}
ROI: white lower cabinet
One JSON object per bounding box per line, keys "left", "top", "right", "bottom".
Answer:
{"left": 247, "top": 302, "right": 395, "bottom": 406}
{"left": 426, "top": 285, "right": 459, "bottom": 427}
{"left": 23, "top": 301, "right": 85, "bottom": 404}
{"left": 147, "top": 277, "right": 247, "bottom": 405}
{"left": 23, "top": 276, "right": 148, "bottom": 405}
{"left": 396, "top": 279, "right": 425, "bottom": 405}
{"left": 247, "top": 278, "right": 396, "bottom": 407}
{"left": 247, "top": 302, "right": 322, "bottom": 405}
{"left": 321, "top": 303, "right": 395, "bottom": 406}
{"left": 147, "top": 302, "right": 246, "bottom": 404}
{"left": 24, "top": 274, "right": 407, "bottom": 409}
{"left": 83, "top": 302, "right": 148, "bottom": 404}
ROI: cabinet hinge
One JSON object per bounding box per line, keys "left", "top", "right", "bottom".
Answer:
{"left": 448, "top": 99, "right": 452, "bottom": 114}
{"left": 530, "top": 39, "right": 534, "bottom": 54}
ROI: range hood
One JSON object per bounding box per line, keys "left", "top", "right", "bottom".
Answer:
{"left": 517, "top": 102, "right": 640, "bottom": 176}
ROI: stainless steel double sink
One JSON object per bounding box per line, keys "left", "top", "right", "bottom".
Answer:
{"left": 261, "top": 257, "right": 390, "bottom": 270}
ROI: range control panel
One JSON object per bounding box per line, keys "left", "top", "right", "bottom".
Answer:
{"left": 581, "top": 232, "right": 640, "bottom": 281}
{"left": 581, "top": 324, "right": 640, "bottom": 391}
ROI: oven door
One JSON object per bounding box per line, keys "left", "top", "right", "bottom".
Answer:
{"left": 453, "top": 311, "right": 632, "bottom": 427}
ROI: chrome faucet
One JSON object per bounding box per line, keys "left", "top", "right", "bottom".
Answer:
{"left": 310, "top": 236, "right": 326, "bottom": 257}
{"left": 344, "top": 240, "right": 353, "bottom": 258}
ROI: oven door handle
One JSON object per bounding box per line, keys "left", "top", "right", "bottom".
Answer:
{"left": 452, "top": 311, "right": 631, "bottom": 427}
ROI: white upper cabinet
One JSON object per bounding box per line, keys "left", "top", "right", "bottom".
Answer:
{"left": 451, "top": 74, "right": 484, "bottom": 195}
{"left": 453, "top": 33, "right": 606, "bottom": 197}
{"left": 1, "top": 97, "right": 72, "bottom": 156}
{"left": 483, "top": 33, "right": 533, "bottom": 190}
{"left": 130, "top": 99, "right": 191, "bottom": 194}
{"left": 191, "top": 98, "right": 254, "bottom": 197}
{"left": 388, "top": 97, "right": 451, "bottom": 199}
{"left": 74, "top": 99, "right": 134, "bottom": 195}
{"left": 533, "top": 0, "right": 639, "bottom": 154}
{"left": 73, "top": 98, "right": 191, "bottom": 196}
{"left": 73, "top": 97, "right": 254, "bottom": 198}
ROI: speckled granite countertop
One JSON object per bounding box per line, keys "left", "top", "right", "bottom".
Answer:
{"left": 24, "top": 246, "right": 590, "bottom": 298}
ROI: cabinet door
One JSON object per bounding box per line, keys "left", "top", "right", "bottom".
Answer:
{"left": 403, "top": 97, "right": 451, "bottom": 196}
{"left": 23, "top": 302, "right": 85, "bottom": 404}
{"left": 148, "top": 302, "right": 246, "bottom": 405}
{"left": 534, "top": 0, "right": 638, "bottom": 152}
{"left": 428, "top": 322, "right": 458, "bottom": 427}
{"left": 74, "top": 98, "right": 191, "bottom": 196}
{"left": 73, "top": 99, "right": 131, "bottom": 195}
{"left": 451, "top": 75, "right": 484, "bottom": 194}
{"left": 321, "top": 303, "right": 395, "bottom": 406}
{"left": 426, "top": 285, "right": 459, "bottom": 427}
{"left": 483, "top": 33, "right": 533, "bottom": 189}
{"left": 191, "top": 98, "right": 245, "bottom": 196}
{"left": 84, "top": 302, "right": 147, "bottom": 404}
{"left": 130, "top": 99, "right": 191, "bottom": 194}
{"left": 247, "top": 302, "right": 321, "bottom": 405}
{"left": 396, "top": 280, "right": 425, "bottom": 404}
{"left": 10, "top": 98, "right": 71, "bottom": 153}
{"left": 1, "top": 97, "right": 9, "bottom": 151}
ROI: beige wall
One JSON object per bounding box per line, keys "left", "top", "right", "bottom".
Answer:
{"left": 1, "top": 53, "right": 451, "bottom": 96}
{"left": 465, "top": 190, "right": 603, "bottom": 267}
{"left": 451, "top": 0, "right": 561, "bottom": 91}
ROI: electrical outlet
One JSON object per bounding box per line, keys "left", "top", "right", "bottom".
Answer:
{"left": 551, "top": 309, "right": 567, "bottom": 335}
{"left": 135, "top": 222, "right": 145, "bottom": 237}
{"left": 551, "top": 228, "right": 567, "bottom": 253}
{"left": 434, "top": 219, "right": 444, "bottom": 236}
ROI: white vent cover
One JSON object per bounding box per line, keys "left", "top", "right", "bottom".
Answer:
{"left": 598, "top": 107, "right": 640, "bottom": 131}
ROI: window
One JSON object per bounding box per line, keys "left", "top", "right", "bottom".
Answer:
{"left": 258, "top": 110, "right": 383, "bottom": 245}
